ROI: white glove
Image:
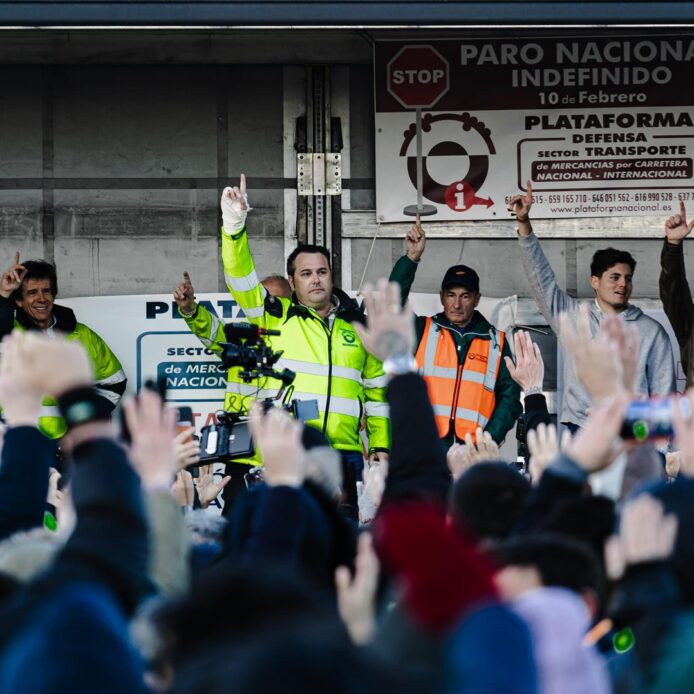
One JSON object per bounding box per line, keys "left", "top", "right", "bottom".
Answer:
{"left": 221, "top": 174, "right": 251, "bottom": 234}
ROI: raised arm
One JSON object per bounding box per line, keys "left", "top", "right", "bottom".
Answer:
{"left": 174, "top": 271, "right": 225, "bottom": 355}
{"left": 361, "top": 348, "right": 391, "bottom": 463}
{"left": 0, "top": 333, "right": 55, "bottom": 540}
{"left": 220, "top": 175, "right": 272, "bottom": 328}
{"left": 0, "top": 252, "right": 26, "bottom": 339}
{"left": 660, "top": 202, "right": 694, "bottom": 355}
{"left": 508, "top": 182, "right": 578, "bottom": 329}
{"left": 355, "top": 280, "right": 450, "bottom": 506}
{"left": 388, "top": 222, "right": 425, "bottom": 306}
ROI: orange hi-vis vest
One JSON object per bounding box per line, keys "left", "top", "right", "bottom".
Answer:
{"left": 415, "top": 317, "right": 505, "bottom": 440}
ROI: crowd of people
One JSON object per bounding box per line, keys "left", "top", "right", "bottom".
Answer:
{"left": 0, "top": 185, "right": 693, "bottom": 691}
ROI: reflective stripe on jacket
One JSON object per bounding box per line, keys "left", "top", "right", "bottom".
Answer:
{"left": 415, "top": 316, "right": 504, "bottom": 440}
{"left": 182, "top": 301, "right": 265, "bottom": 466}
{"left": 12, "top": 317, "right": 126, "bottom": 439}
{"left": 183, "top": 226, "right": 390, "bottom": 454}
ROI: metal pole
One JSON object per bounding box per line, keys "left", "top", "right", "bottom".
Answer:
{"left": 415, "top": 106, "right": 423, "bottom": 212}
{"left": 403, "top": 107, "right": 436, "bottom": 218}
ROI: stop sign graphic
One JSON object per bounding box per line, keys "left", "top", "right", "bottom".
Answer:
{"left": 387, "top": 45, "right": 450, "bottom": 109}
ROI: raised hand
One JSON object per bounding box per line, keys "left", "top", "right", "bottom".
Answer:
{"left": 0, "top": 252, "right": 27, "bottom": 299}
{"left": 0, "top": 331, "right": 92, "bottom": 404}
{"left": 672, "top": 389, "right": 694, "bottom": 477}
{"left": 248, "top": 403, "right": 305, "bottom": 487}
{"left": 335, "top": 532, "right": 380, "bottom": 645}
{"left": 171, "top": 471, "right": 195, "bottom": 508}
{"left": 527, "top": 423, "right": 572, "bottom": 484}
{"left": 606, "top": 494, "right": 678, "bottom": 580}
{"left": 507, "top": 180, "right": 533, "bottom": 225}
{"left": 359, "top": 457, "right": 387, "bottom": 523}
{"left": 221, "top": 173, "right": 250, "bottom": 233}
{"left": 173, "top": 271, "right": 196, "bottom": 315}
{"left": 354, "top": 279, "right": 415, "bottom": 362}
{"left": 174, "top": 426, "right": 200, "bottom": 471}
{"left": 664, "top": 201, "right": 694, "bottom": 245}
{"left": 447, "top": 427, "right": 500, "bottom": 481}
{"left": 599, "top": 314, "right": 639, "bottom": 394}
{"left": 564, "top": 393, "right": 630, "bottom": 473}
{"left": 195, "top": 464, "right": 231, "bottom": 509}
{"left": 0, "top": 332, "right": 44, "bottom": 426}
{"left": 123, "top": 390, "right": 177, "bottom": 490}
{"left": 559, "top": 305, "right": 625, "bottom": 403}
{"left": 405, "top": 223, "right": 426, "bottom": 262}
{"left": 505, "top": 329, "right": 544, "bottom": 392}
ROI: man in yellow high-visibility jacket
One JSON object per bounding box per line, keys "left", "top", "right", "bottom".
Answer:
{"left": 178, "top": 175, "right": 390, "bottom": 517}
{"left": 0, "top": 253, "right": 126, "bottom": 439}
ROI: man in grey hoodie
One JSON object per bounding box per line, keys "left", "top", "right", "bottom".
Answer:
{"left": 508, "top": 184, "right": 676, "bottom": 430}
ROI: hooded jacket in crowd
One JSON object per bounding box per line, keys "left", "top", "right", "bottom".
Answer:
{"left": 517, "top": 232, "right": 676, "bottom": 427}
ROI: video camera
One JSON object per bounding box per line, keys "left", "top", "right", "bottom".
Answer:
{"left": 197, "top": 322, "right": 318, "bottom": 465}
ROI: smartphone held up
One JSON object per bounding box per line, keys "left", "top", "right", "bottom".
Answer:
{"left": 620, "top": 397, "right": 692, "bottom": 443}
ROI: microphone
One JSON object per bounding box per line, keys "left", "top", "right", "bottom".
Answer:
{"left": 223, "top": 322, "right": 280, "bottom": 339}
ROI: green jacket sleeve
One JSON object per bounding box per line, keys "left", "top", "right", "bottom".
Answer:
{"left": 76, "top": 325, "right": 127, "bottom": 410}
{"left": 361, "top": 351, "right": 391, "bottom": 452}
{"left": 485, "top": 336, "right": 522, "bottom": 444}
{"left": 221, "top": 226, "right": 270, "bottom": 328}
{"left": 182, "top": 303, "right": 225, "bottom": 355}
{"left": 389, "top": 255, "right": 419, "bottom": 306}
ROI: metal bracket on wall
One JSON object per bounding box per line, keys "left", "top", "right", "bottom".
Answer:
{"left": 297, "top": 153, "right": 342, "bottom": 196}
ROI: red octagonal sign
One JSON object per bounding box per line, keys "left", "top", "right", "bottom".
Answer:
{"left": 387, "top": 44, "right": 450, "bottom": 109}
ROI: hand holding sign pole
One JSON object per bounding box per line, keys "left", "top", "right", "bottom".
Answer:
{"left": 387, "top": 45, "right": 450, "bottom": 218}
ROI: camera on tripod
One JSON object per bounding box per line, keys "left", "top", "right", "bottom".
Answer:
{"left": 197, "top": 322, "right": 319, "bottom": 465}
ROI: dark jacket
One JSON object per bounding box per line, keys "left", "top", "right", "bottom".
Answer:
{"left": 0, "top": 435, "right": 148, "bottom": 649}
{"left": 389, "top": 255, "right": 522, "bottom": 443}
{"left": 380, "top": 373, "right": 451, "bottom": 508}
{"left": 659, "top": 239, "right": 693, "bottom": 387}
{"left": 0, "top": 427, "right": 55, "bottom": 542}
{"left": 523, "top": 393, "right": 552, "bottom": 435}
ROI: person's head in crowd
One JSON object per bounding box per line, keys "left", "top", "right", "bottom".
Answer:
{"left": 493, "top": 533, "right": 604, "bottom": 620}
{"left": 10, "top": 259, "right": 58, "bottom": 329}
{"left": 1, "top": 584, "right": 144, "bottom": 694}
{"left": 589, "top": 248, "right": 636, "bottom": 313}
{"left": 439, "top": 264, "right": 481, "bottom": 328}
{"left": 286, "top": 245, "right": 333, "bottom": 311}
{"left": 172, "top": 619, "right": 405, "bottom": 694}
{"left": 535, "top": 495, "right": 615, "bottom": 573}
{"left": 261, "top": 274, "right": 292, "bottom": 299}
{"left": 449, "top": 463, "right": 531, "bottom": 542}
{"left": 151, "top": 563, "right": 343, "bottom": 690}
{"left": 642, "top": 481, "right": 694, "bottom": 604}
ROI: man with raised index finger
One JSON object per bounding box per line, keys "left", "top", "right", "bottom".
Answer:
{"left": 510, "top": 182, "right": 675, "bottom": 431}
{"left": 177, "top": 174, "right": 390, "bottom": 518}
{"left": 659, "top": 201, "right": 694, "bottom": 388}
{"left": 388, "top": 222, "right": 522, "bottom": 447}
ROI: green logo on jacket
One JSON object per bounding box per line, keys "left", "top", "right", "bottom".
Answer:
{"left": 341, "top": 329, "right": 357, "bottom": 346}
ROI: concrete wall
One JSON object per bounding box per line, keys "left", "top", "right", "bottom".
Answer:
{"left": 349, "top": 236, "right": 676, "bottom": 300}
{"left": 0, "top": 64, "right": 286, "bottom": 297}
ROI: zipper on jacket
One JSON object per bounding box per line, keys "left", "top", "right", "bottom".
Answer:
{"left": 450, "top": 345, "right": 463, "bottom": 434}
{"left": 314, "top": 317, "right": 333, "bottom": 435}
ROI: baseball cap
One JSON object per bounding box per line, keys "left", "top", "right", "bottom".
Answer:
{"left": 441, "top": 265, "right": 480, "bottom": 293}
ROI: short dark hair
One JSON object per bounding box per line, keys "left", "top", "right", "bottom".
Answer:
{"left": 286, "top": 245, "right": 331, "bottom": 277}
{"left": 493, "top": 532, "right": 604, "bottom": 603}
{"left": 590, "top": 248, "right": 636, "bottom": 278}
{"left": 449, "top": 463, "right": 531, "bottom": 541}
{"left": 11, "top": 260, "right": 58, "bottom": 303}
